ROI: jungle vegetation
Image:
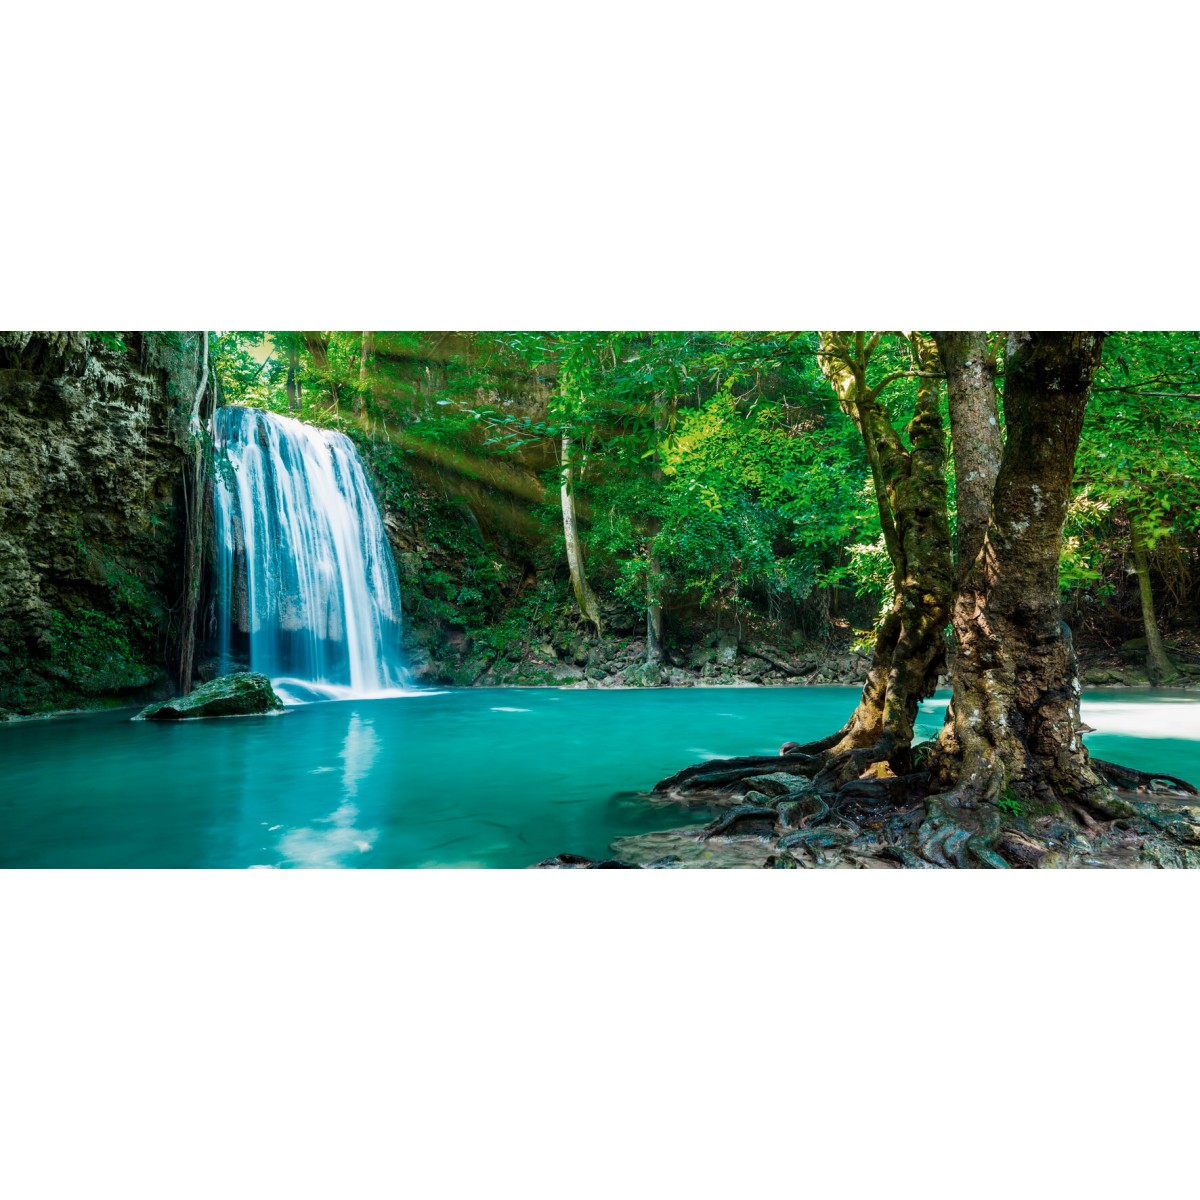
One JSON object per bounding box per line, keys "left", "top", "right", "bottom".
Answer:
{"left": 210, "top": 330, "right": 1200, "bottom": 673}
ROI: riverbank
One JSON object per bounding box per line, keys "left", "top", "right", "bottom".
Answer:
{"left": 401, "top": 623, "right": 1200, "bottom": 693}
{"left": 9, "top": 662, "right": 1200, "bottom": 724}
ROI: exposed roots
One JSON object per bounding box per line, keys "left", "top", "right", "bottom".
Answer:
{"left": 1091, "top": 758, "right": 1199, "bottom": 797}
{"left": 916, "top": 797, "right": 1004, "bottom": 868}
{"left": 653, "top": 752, "right": 822, "bottom": 797}
{"left": 627, "top": 745, "right": 1200, "bottom": 870}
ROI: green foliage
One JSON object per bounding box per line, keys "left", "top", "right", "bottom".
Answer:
{"left": 1065, "top": 332, "right": 1200, "bottom": 611}
{"left": 205, "top": 330, "right": 1200, "bottom": 662}
{"left": 352, "top": 432, "right": 513, "bottom": 629}
{"left": 998, "top": 789, "right": 1024, "bottom": 818}
{"left": 468, "top": 581, "right": 570, "bottom": 663}
{"left": 46, "top": 608, "right": 147, "bottom": 690}
{"left": 88, "top": 331, "right": 127, "bottom": 353}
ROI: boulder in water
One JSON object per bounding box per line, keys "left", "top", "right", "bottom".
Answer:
{"left": 135, "top": 672, "right": 285, "bottom": 721}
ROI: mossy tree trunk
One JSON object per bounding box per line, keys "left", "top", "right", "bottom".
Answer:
{"left": 932, "top": 332, "right": 1113, "bottom": 822}
{"left": 933, "top": 331, "right": 1003, "bottom": 579}
{"left": 794, "top": 332, "right": 953, "bottom": 786}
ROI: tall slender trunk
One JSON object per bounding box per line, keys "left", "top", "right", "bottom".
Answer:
{"left": 646, "top": 397, "right": 669, "bottom": 664}
{"left": 357, "top": 331, "right": 375, "bottom": 416}
{"left": 936, "top": 331, "right": 1109, "bottom": 814}
{"left": 646, "top": 546, "right": 664, "bottom": 663}
{"left": 560, "top": 432, "right": 603, "bottom": 634}
{"left": 933, "top": 331, "right": 1001, "bottom": 579}
{"left": 1129, "top": 516, "right": 1178, "bottom": 684}
{"left": 286, "top": 337, "right": 301, "bottom": 412}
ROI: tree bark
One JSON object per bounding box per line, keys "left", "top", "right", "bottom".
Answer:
{"left": 801, "top": 333, "right": 953, "bottom": 784}
{"left": 560, "top": 432, "right": 603, "bottom": 634}
{"left": 932, "top": 331, "right": 1002, "bottom": 579}
{"left": 1129, "top": 516, "right": 1179, "bottom": 684}
{"left": 935, "top": 331, "right": 1110, "bottom": 816}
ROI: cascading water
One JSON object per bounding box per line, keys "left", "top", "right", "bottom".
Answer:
{"left": 213, "top": 406, "right": 409, "bottom": 704}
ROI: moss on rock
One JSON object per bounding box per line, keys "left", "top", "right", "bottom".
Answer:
{"left": 135, "top": 672, "right": 284, "bottom": 721}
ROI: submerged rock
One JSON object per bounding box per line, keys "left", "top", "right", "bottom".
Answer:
{"left": 135, "top": 672, "right": 284, "bottom": 721}
{"left": 533, "top": 852, "right": 638, "bottom": 869}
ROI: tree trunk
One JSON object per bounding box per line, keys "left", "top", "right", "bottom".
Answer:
{"left": 1129, "top": 516, "right": 1179, "bottom": 684}
{"left": 796, "top": 334, "right": 953, "bottom": 786}
{"left": 357, "top": 331, "right": 375, "bottom": 416}
{"left": 646, "top": 545, "right": 664, "bottom": 663}
{"left": 932, "top": 331, "right": 1002, "bottom": 578}
{"left": 646, "top": 396, "right": 669, "bottom": 664}
{"left": 935, "top": 331, "right": 1110, "bottom": 817}
{"left": 560, "top": 432, "right": 603, "bottom": 634}
{"left": 286, "top": 337, "right": 301, "bottom": 412}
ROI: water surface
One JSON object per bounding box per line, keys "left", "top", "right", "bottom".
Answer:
{"left": 2, "top": 688, "right": 1197, "bottom": 868}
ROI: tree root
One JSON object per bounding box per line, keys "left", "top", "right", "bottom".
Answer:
{"left": 653, "top": 753, "right": 821, "bottom": 795}
{"left": 1091, "top": 758, "right": 1199, "bottom": 797}
{"left": 700, "top": 805, "right": 778, "bottom": 841}
{"left": 915, "top": 797, "right": 1004, "bottom": 868}
{"left": 600, "top": 743, "right": 1200, "bottom": 869}
{"left": 777, "top": 792, "right": 831, "bottom": 830}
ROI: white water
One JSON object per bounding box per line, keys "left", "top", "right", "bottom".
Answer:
{"left": 918, "top": 694, "right": 1200, "bottom": 741}
{"left": 213, "top": 406, "right": 412, "bottom": 703}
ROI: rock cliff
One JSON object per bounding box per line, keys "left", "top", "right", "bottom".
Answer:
{"left": 0, "top": 331, "right": 201, "bottom": 717}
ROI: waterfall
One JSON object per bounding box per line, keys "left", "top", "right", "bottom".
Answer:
{"left": 213, "top": 406, "right": 409, "bottom": 703}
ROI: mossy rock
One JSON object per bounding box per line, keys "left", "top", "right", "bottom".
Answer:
{"left": 623, "top": 662, "right": 663, "bottom": 688}
{"left": 135, "top": 672, "right": 285, "bottom": 721}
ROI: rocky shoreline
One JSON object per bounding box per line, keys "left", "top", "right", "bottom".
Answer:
{"left": 536, "top": 766, "right": 1200, "bottom": 871}
{"left": 403, "top": 626, "right": 1200, "bottom": 693}
{"left": 406, "top": 625, "right": 877, "bottom": 690}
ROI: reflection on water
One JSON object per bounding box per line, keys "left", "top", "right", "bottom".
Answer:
{"left": 1, "top": 687, "right": 1197, "bottom": 868}
{"left": 277, "top": 714, "right": 380, "bottom": 867}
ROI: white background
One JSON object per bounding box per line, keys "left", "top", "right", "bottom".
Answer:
{"left": 2, "top": 3, "right": 1198, "bottom": 1197}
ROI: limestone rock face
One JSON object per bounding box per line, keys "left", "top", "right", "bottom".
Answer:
{"left": 0, "top": 332, "right": 200, "bottom": 717}
{"left": 136, "top": 672, "right": 284, "bottom": 720}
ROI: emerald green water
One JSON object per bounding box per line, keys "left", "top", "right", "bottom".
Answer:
{"left": 2, "top": 687, "right": 1198, "bottom": 868}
